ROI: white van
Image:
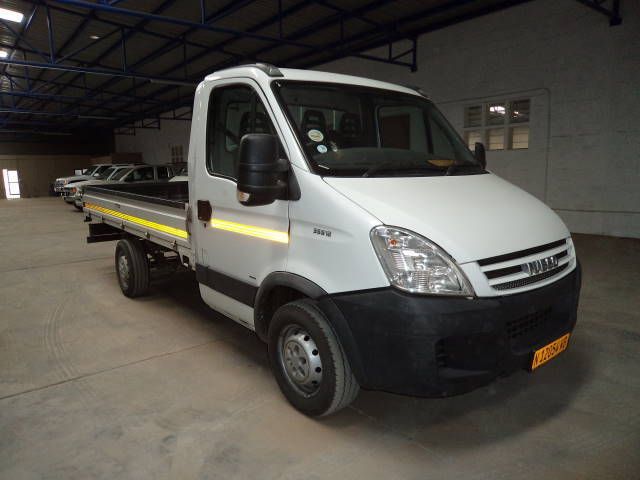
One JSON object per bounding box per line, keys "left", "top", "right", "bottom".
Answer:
{"left": 83, "top": 64, "right": 581, "bottom": 416}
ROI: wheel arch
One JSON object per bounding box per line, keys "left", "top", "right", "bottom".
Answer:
{"left": 254, "top": 272, "right": 326, "bottom": 341}
{"left": 254, "top": 272, "right": 367, "bottom": 385}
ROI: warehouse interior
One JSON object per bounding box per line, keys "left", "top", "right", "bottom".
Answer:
{"left": 1, "top": 1, "right": 639, "bottom": 479}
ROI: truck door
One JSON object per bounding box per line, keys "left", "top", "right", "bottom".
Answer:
{"left": 192, "top": 80, "right": 290, "bottom": 328}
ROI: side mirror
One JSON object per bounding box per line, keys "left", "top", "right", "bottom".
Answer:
{"left": 474, "top": 142, "right": 487, "bottom": 169}
{"left": 237, "top": 133, "right": 288, "bottom": 206}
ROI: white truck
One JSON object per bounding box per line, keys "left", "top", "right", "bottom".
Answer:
{"left": 83, "top": 64, "right": 581, "bottom": 416}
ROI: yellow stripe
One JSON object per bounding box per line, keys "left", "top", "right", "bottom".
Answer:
{"left": 85, "top": 203, "right": 188, "bottom": 239}
{"left": 211, "top": 218, "right": 289, "bottom": 244}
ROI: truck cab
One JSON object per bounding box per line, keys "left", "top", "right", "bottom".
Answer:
{"left": 84, "top": 64, "right": 581, "bottom": 416}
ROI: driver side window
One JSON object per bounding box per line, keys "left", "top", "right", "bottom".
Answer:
{"left": 206, "top": 85, "right": 284, "bottom": 180}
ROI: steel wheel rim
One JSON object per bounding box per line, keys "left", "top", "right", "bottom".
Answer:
{"left": 278, "top": 324, "right": 323, "bottom": 396}
{"left": 118, "top": 254, "right": 130, "bottom": 290}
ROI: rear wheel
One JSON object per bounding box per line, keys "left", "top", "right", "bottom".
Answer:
{"left": 115, "top": 238, "right": 150, "bottom": 298}
{"left": 268, "top": 299, "right": 359, "bottom": 416}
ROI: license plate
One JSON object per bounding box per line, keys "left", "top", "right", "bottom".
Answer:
{"left": 531, "top": 333, "right": 570, "bottom": 370}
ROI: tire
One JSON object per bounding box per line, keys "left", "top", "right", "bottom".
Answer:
{"left": 115, "top": 238, "right": 150, "bottom": 298}
{"left": 74, "top": 204, "right": 83, "bottom": 211}
{"left": 268, "top": 299, "right": 359, "bottom": 417}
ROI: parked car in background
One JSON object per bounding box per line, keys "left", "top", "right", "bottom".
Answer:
{"left": 62, "top": 164, "right": 136, "bottom": 209}
{"left": 169, "top": 163, "right": 188, "bottom": 182}
{"left": 54, "top": 164, "right": 112, "bottom": 193}
{"left": 70, "top": 164, "right": 176, "bottom": 209}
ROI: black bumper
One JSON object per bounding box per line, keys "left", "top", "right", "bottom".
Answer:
{"left": 319, "top": 263, "right": 581, "bottom": 397}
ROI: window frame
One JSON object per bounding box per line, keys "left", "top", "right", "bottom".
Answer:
{"left": 205, "top": 81, "right": 287, "bottom": 183}
{"left": 463, "top": 99, "right": 530, "bottom": 151}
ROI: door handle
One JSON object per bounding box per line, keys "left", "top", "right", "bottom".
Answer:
{"left": 197, "top": 200, "right": 212, "bottom": 222}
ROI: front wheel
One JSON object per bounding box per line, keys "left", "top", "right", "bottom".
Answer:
{"left": 268, "top": 299, "right": 359, "bottom": 416}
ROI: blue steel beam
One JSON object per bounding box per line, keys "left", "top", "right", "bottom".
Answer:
{"left": 0, "top": 19, "right": 50, "bottom": 62}
{"left": 0, "top": 43, "right": 131, "bottom": 73}
{"left": 311, "top": 1, "right": 381, "bottom": 28}
{"left": 185, "top": 0, "right": 396, "bottom": 79}
{"left": 78, "top": 0, "right": 318, "bottom": 118}
{"left": 0, "top": 58, "right": 198, "bottom": 86}
{"left": 1, "top": 4, "right": 38, "bottom": 76}
{"left": 0, "top": 107, "right": 118, "bottom": 119}
{"left": 111, "top": 0, "right": 525, "bottom": 127}
{"left": 3, "top": 72, "right": 164, "bottom": 105}
{"left": 17, "top": 0, "right": 188, "bottom": 102}
{"left": 575, "top": 0, "right": 622, "bottom": 25}
{"left": 0, "top": 118, "right": 75, "bottom": 127}
{"left": 46, "top": 0, "right": 320, "bottom": 50}
{"left": 56, "top": 0, "right": 257, "bottom": 118}
{"left": 17, "top": 0, "right": 215, "bottom": 110}
{"left": 7, "top": 0, "right": 534, "bottom": 133}
{"left": 282, "top": 0, "right": 526, "bottom": 68}
{"left": 17, "top": 0, "right": 246, "bottom": 117}
{"left": 0, "top": 90, "right": 144, "bottom": 114}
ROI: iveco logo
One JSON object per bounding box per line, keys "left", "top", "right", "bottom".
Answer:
{"left": 523, "top": 255, "right": 559, "bottom": 276}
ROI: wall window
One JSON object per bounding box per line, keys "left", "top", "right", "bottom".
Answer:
{"left": 2, "top": 169, "right": 20, "bottom": 199}
{"left": 170, "top": 144, "right": 184, "bottom": 163}
{"left": 464, "top": 99, "right": 530, "bottom": 151}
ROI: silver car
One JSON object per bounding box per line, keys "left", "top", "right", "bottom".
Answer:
{"left": 63, "top": 165, "right": 136, "bottom": 209}
{"left": 71, "top": 165, "right": 176, "bottom": 209}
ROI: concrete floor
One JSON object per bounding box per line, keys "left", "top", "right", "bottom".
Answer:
{"left": 1, "top": 197, "right": 639, "bottom": 480}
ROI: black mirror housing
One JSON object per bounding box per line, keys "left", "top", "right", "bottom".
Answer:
{"left": 237, "top": 133, "right": 288, "bottom": 206}
{"left": 474, "top": 142, "right": 487, "bottom": 169}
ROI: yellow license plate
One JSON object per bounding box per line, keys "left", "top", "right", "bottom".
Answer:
{"left": 531, "top": 333, "right": 570, "bottom": 370}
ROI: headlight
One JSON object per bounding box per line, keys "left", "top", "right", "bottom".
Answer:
{"left": 71, "top": 187, "right": 77, "bottom": 193}
{"left": 370, "top": 226, "right": 474, "bottom": 296}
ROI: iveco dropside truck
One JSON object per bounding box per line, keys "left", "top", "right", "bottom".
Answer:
{"left": 83, "top": 64, "right": 581, "bottom": 416}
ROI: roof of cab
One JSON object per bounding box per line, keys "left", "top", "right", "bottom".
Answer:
{"left": 203, "top": 63, "right": 423, "bottom": 97}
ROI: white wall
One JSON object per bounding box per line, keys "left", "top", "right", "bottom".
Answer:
{"left": 115, "top": 118, "right": 191, "bottom": 166}
{"left": 115, "top": 0, "right": 640, "bottom": 238}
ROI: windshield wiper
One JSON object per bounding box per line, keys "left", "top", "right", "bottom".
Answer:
{"left": 362, "top": 160, "right": 444, "bottom": 177}
{"left": 446, "top": 162, "right": 485, "bottom": 176}
{"left": 446, "top": 163, "right": 457, "bottom": 176}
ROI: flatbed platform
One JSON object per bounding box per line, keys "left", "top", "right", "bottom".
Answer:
{"left": 83, "top": 181, "right": 192, "bottom": 264}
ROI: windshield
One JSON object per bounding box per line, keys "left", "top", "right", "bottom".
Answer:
{"left": 273, "top": 81, "right": 482, "bottom": 177}
{"left": 97, "top": 167, "right": 116, "bottom": 179}
{"left": 110, "top": 168, "right": 131, "bottom": 181}
{"left": 92, "top": 166, "right": 110, "bottom": 177}
{"left": 84, "top": 165, "right": 99, "bottom": 176}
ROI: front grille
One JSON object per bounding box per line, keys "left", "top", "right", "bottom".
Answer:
{"left": 493, "top": 263, "right": 568, "bottom": 290}
{"left": 477, "top": 238, "right": 574, "bottom": 293}
{"left": 478, "top": 239, "right": 566, "bottom": 266}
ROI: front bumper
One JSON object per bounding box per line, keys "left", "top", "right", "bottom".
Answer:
{"left": 321, "top": 262, "right": 581, "bottom": 397}
{"left": 63, "top": 194, "right": 75, "bottom": 204}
